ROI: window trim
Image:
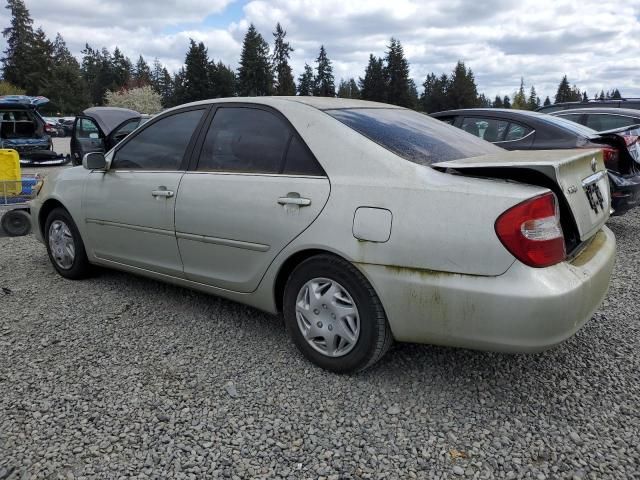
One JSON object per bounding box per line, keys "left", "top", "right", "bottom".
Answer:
{"left": 109, "top": 105, "right": 211, "bottom": 172}
{"left": 188, "top": 102, "right": 327, "bottom": 177}
{"left": 497, "top": 121, "right": 535, "bottom": 144}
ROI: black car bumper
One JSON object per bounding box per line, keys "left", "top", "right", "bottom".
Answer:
{"left": 608, "top": 170, "right": 640, "bottom": 215}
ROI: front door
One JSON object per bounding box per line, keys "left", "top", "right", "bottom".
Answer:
{"left": 82, "top": 107, "right": 207, "bottom": 276}
{"left": 175, "top": 106, "right": 330, "bottom": 292}
{"left": 70, "top": 116, "right": 105, "bottom": 165}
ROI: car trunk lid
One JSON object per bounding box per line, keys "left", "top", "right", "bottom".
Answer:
{"left": 433, "top": 149, "right": 610, "bottom": 243}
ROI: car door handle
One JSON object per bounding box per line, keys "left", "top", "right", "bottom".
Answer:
{"left": 152, "top": 189, "right": 174, "bottom": 198}
{"left": 278, "top": 196, "right": 311, "bottom": 206}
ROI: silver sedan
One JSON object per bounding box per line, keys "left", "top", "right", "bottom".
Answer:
{"left": 30, "top": 97, "right": 616, "bottom": 372}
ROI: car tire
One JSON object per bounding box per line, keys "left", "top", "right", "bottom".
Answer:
{"left": 44, "top": 207, "right": 92, "bottom": 279}
{"left": 283, "top": 254, "right": 393, "bottom": 373}
{"left": 1, "top": 210, "right": 31, "bottom": 237}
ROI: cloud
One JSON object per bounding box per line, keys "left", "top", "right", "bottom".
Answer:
{"left": 0, "top": 0, "right": 639, "bottom": 100}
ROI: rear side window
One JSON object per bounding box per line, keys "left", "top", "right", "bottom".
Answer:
{"left": 197, "top": 107, "right": 290, "bottom": 174}
{"left": 585, "top": 114, "right": 638, "bottom": 131}
{"left": 504, "top": 123, "right": 532, "bottom": 141}
{"left": 112, "top": 109, "right": 204, "bottom": 170}
{"left": 327, "top": 108, "right": 500, "bottom": 166}
{"left": 283, "top": 135, "right": 325, "bottom": 176}
{"left": 461, "top": 117, "right": 508, "bottom": 142}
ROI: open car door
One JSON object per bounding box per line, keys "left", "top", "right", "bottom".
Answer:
{"left": 70, "top": 116, "right": 105, "bottom": 166}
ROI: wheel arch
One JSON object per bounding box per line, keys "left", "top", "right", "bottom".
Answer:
{"left": 38, "top": 198, "right": 68, "bottom": 238}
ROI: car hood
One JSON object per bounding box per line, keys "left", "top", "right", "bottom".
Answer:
{"left": 82, "top": 107, "right": 140, "bottom": 136}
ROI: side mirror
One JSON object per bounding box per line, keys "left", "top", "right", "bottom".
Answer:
{"left": 83, "top": 152, "right": 107, "bottom": 170}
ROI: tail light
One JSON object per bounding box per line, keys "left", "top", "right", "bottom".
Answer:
{"left": 44, "top": 123, "right": 55, "bottom": 134}
{"left": 495, "top": 192, "right": 566, "bottom": 268}
{"left": 601, "top": 147, "right": 620, "bottom": 171}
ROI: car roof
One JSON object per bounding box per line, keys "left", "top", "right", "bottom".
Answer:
{"left": 430, "top": 108, "right": 549, "bottom": 119}
{"left": 168, "top": 96, "right": 402, "bottom": 113}
{"left": 552, "top": 107, "right": 640, "bottom": 116}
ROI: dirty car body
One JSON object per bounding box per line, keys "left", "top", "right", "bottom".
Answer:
{"left": 431, "top": 108, "right": 640, "bottom": 215}
{"left": 31, "top": 98, "right": 616, "bottom": 372}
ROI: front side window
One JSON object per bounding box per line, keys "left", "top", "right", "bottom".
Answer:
{"left": 327, "top": 108, "right": 500, "bottom": 166}
{"left": 586, "top": 114, "right": 638, "bottom": 131}
{"left": 197, "top": 107, "right": 291, "bottom": 174}
{"left": 112, "top": 109, "right": 204, "bottom": 170}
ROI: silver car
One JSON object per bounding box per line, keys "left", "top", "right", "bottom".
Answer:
{"left": 30, "top": 97, "right": 616, "bottom": 373}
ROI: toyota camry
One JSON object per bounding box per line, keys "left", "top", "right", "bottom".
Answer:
{"left": 30, "top": 97, "right": 616, "bottom": 373}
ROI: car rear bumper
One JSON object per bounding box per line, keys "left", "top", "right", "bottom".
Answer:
{"left": 356, "top": 227, "right": 616, "bottom": 352}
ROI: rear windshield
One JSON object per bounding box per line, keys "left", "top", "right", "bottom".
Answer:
{"left": 326, "top": 108, "right": 500, "bottom": 165}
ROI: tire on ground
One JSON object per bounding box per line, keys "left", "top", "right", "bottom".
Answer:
{"left": 44, "top": 207, "right": 92, "bottom": 280}
{"left": 1, "top": 210, "right": 31, "bottom": 237}
{"left": 283, "top": 254, "right": 393, "bottom": 373}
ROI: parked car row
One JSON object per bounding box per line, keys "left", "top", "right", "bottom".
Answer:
{"left": 30, "top": 97, "right": 616, "bottom": 373}
{"left": 431, "top": 107, "right": 640, "bottom": 215}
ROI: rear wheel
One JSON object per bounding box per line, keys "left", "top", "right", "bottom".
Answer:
{"left": 283, "top": 254, "right": 393, "bottom": 373}
{"left": 45, "top": 207, "right": 92, "bottom": 279}
{"left": 1, "top": 210, "right": 31, "bottom": 237}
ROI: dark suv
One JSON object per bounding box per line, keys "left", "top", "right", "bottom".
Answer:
{"left": 0, "top": 95, "right": 66, "bottom": 164}
{"left": 537, "top": 98, "right": 640, "bottom": 114}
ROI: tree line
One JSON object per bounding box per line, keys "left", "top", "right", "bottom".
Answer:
{"left": 0, "top": 0, "right": 625, "bottom": 115}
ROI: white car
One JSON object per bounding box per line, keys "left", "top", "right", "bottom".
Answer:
{"left": 30, "top": 97, "right": 616, "bottom": 373}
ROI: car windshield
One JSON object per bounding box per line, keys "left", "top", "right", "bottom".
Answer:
{"left": 538, "top": 114, "right": 597, "bottom": 137}
{"left": 326, "top": 108, "right": 500, "bottom": 165}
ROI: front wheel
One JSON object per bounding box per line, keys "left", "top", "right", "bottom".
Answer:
{"left": 44, "top": 207, "right": 92, "bottom": 279}
{"left": 283, "top": 254, "right": 393, "bottom": 373}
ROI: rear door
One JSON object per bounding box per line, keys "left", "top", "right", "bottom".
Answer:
{"left": 175, "top": 105, "right": 330, "bottom": 293}
{"left": 71, "top": 116, "right": 105, "bottom": 165}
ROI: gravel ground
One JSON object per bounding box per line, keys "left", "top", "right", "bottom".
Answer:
{"left": 0, "top": 187, "right": 638, "bottom": 478}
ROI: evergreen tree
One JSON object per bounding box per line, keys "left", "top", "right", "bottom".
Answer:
{"left": 209, "top": 61, "right": 236, "bottom": 98}
{"left": 150, "top": 57, "right": 164, "bottom": 92}
{"left": 512, "top": 77, "right": 527, "bottom": 110}
{"left": 237, "top": 24, "right": 272, "bottom": 96}
{"left": 25, "top": 27, "right": 53, "bottom": 95}
{"left": 477, "top": 93, "right": 492, "bottom": 108}
{"left": 492, "top": 95, "right": 503, "bottom": 108}
{"left": 112, "top": 47, "right": 132, "bottom": 90}
{"left": 159, "top": 67, "right": 174, "bottom": 106}
{"left": 272, "top": 23, "right": 295, "bottom": 95}
{"left": 543, "top": 96, "right": 551, "bottom": 106}
{"left": 313, "top": 45, "right": 335, "bottom": 97}
{"left": 133, "top": 55, "right": 152, "bottom": 88}
{"left": 182, "top": 40, "right": 210, "bottom": 102}
{"left": 503, "top": 95, "right": 511, "bottom": 108}
{"left": 171, "top": 68, "right": 187, "bottom": 106}
{"left": 407, "top": 78, "right": 419, "bottom": 109}
{"left": 420, "top": 72, "right": 448, "bottom": 113}
{"left": 337, "top": 78, "right": 360, "bottom": 99}
{"left": 447, "top": 61, "right": 479, "bottom": 109}
{"left": 582, "top": 91, "right": 588, "bottom": 102}
{"left": 359, "top": 54, "right": 386, "bottom": 102}
{"left": 554, "top": 75, "right": 574, "bottom": 103}
{"left": 2, "top": 0, "right": 34, "bottom": 90}
{"left": 527, "top": 85, "right": 540, "bottom": 110}
{"left": 81, "top": 45, "right": 117, "bottom": 105}
{"left": 598, "top": 90, "right": 605, "bottom": 101}
{"left": 297, "top": 63, "right": 314, "bottom": 96}
{"left": 384, "top": 38, "right": 412, "bottom": 107}
{"left": 44, "top": 33, "right": 88, "bottom": 113}
{"left": 611, "top": 88, "right": 622, "bottom": 99}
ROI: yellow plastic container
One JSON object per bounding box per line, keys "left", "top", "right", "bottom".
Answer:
{"left": 0, "top": 149, "right": 21, "bottom": 197}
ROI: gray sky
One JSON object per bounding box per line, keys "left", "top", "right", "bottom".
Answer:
{"left": 2, "top": 0, "right": 639, "bottom": 100}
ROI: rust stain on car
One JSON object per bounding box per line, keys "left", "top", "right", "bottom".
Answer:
{"left": 570, "top": 231, "right": 606, "bottom": 268}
